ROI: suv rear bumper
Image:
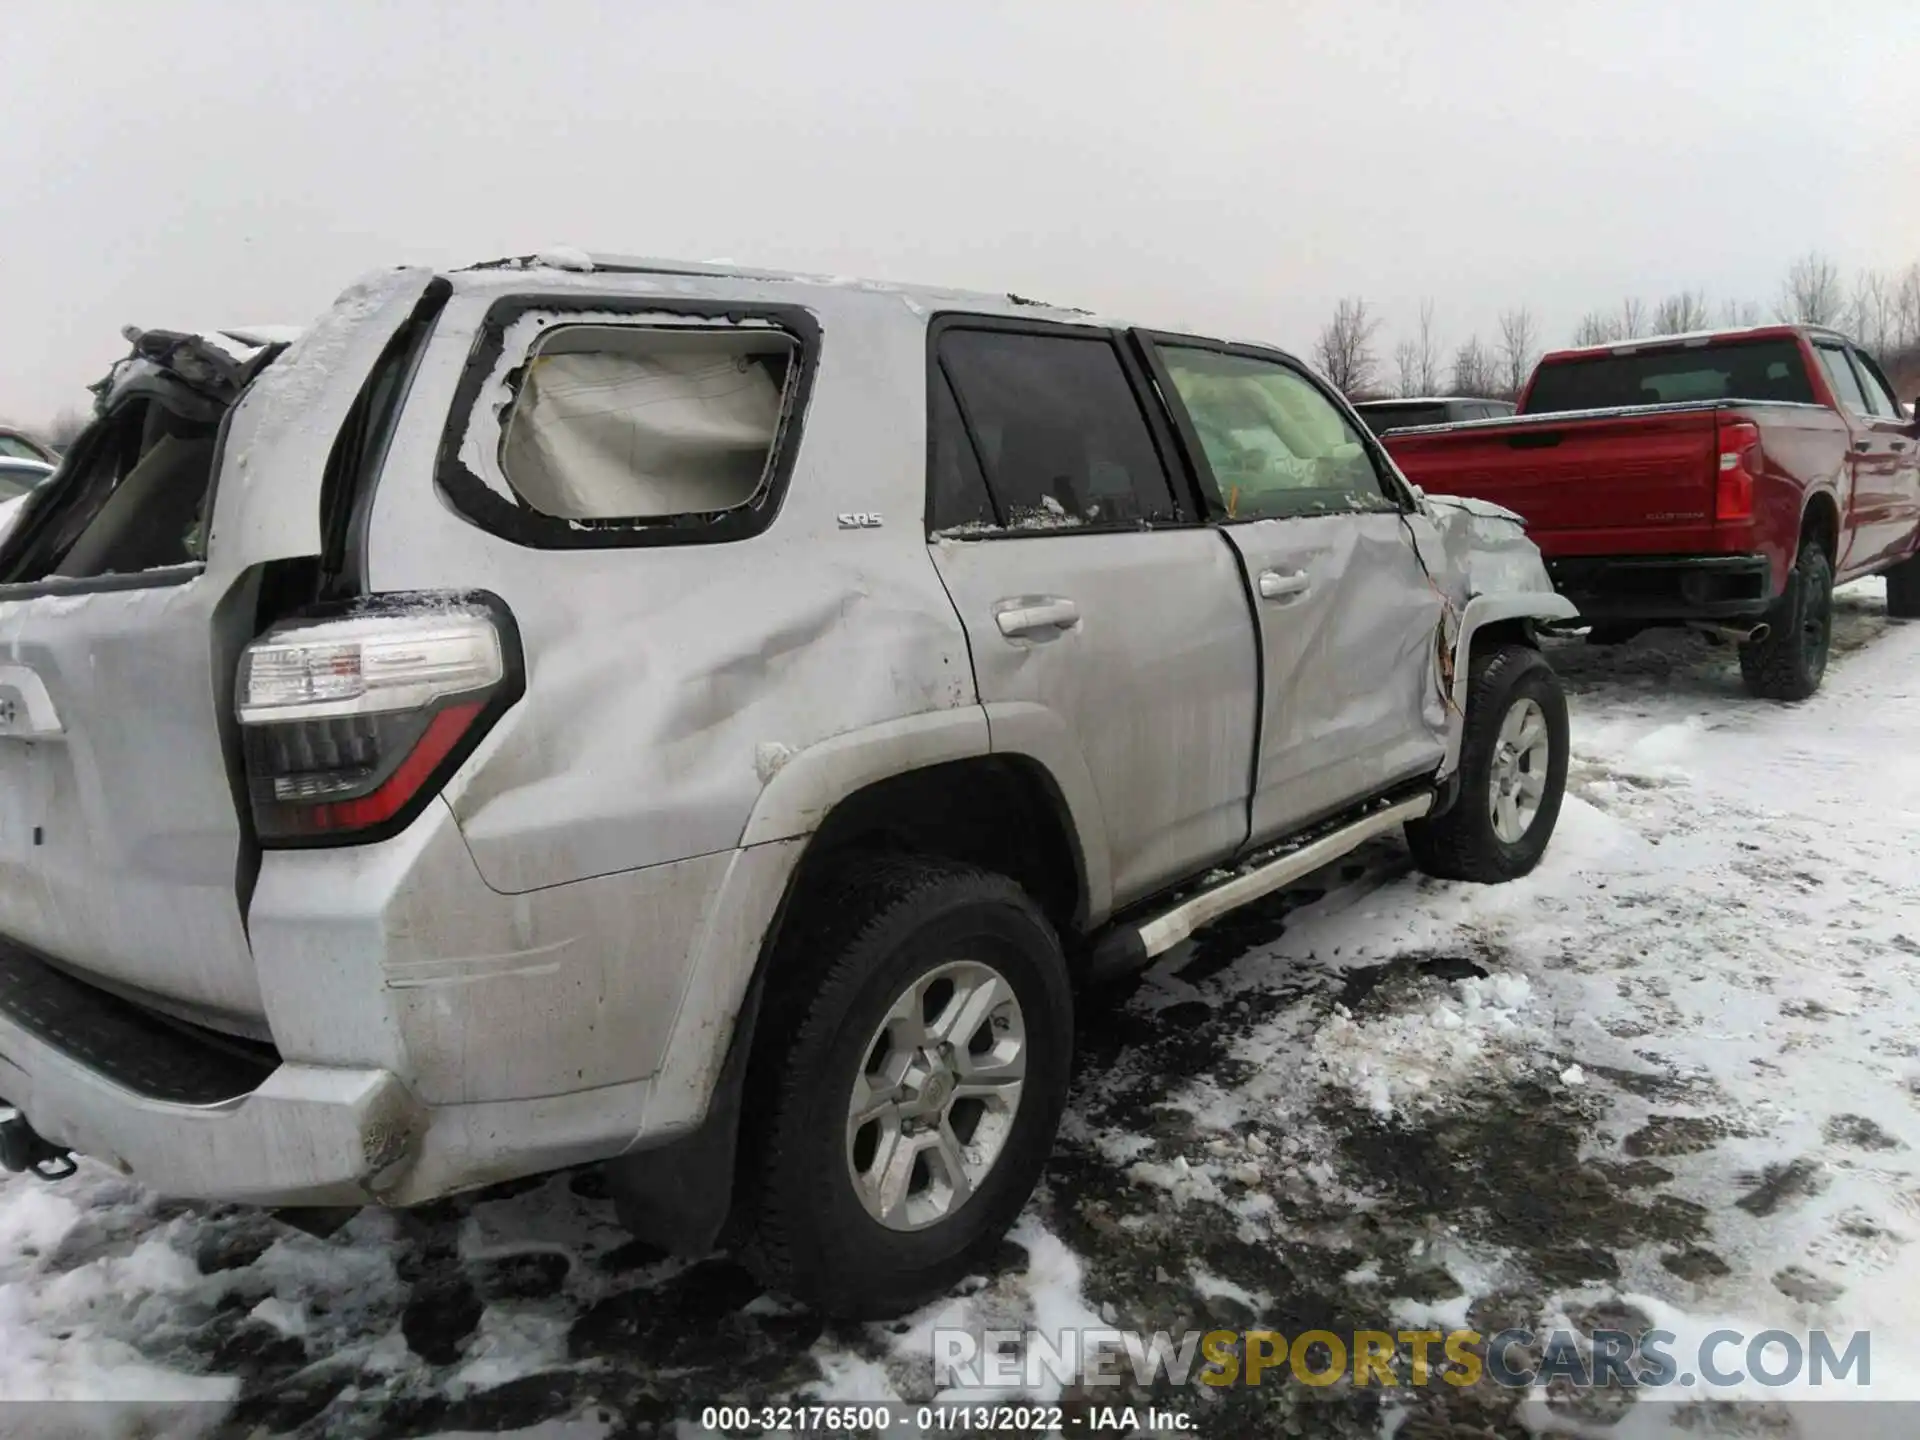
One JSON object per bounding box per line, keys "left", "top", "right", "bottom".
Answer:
{"left": 1546, "top": 553, "right": 1774, "bottom": 622}
{"left": 0, "top": 935, "right": 663, "bottom": 1206}
{"left": 0, "top": 801, "right": 800, "bottom": 1207}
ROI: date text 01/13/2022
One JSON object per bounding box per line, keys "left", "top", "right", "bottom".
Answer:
{"left": 698, "top": 1402, "right": 1197, "bottom": 1433}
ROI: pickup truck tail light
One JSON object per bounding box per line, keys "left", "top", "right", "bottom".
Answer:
{"left": 235, "top": 593, "right": 523, "bottom": 845}
{"left": 1715, "top": 420, "right": 1760, "bottom": 523}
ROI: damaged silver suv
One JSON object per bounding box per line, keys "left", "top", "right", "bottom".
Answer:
{"left": 0, "top": 257, "right": 1574, "bottom": 1318}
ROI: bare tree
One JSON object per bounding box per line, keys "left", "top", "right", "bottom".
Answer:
{"left": 1847, "top": 271, "right": 1896, "bottom": 356}
{"left": 1313, "top": 297, "right": 1381, "bottom": 396}
{"left": 1450, "top": 335, "right": 1499, "bottom": 398}
{"left": 1617, "top": 296, "right": 1649, "bottom": 340}
{"left": 1652, "top": 290, "right": 1711, "bottom": 335}
{"left": 1896, "top": 263, "right": 1920, "bottom": 353}
{"left": 1393, "top": 299, "right": 1443, "bottom": 397}
{"left": 1496, "top": 305, "right": 1539, "bottom": 400}
{"left": 1778, "top": 252, "right": 1845, "bottom": 326}
{"left": 1572, "top": 311, "right": 1621, "bottom": 346}
{"left": 1719, "top": 297, "right": 1763, "bottom": 328}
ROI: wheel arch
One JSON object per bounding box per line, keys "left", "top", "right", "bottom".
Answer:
{"left": 1801, "top": 489, "right": 1841, "bottom": 564}
{"left": 1440, "top": 591, "right": 1577, "bottom": 779}
{"left": 610, "top": 725, "right": 1098, "bottom": 1258}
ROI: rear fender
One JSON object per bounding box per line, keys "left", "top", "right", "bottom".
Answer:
{"left": 619, "top": 706, "right": 1105, "bottom": 1254}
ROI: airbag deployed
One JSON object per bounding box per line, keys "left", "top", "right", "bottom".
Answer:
{"left": 499, "top": 327, "right": 793, "bottom": 520}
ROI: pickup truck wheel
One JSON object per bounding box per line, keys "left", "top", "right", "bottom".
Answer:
{"left": 739, "top": 856, "right": 1072, "bottom": 1319}
{"left": 1886, "top": 552, "right": 1920, "bottom": 619}
{"left": 1406, "top": 643, "right": 1568, "bottom": 884}
{"left": 1739, "top": 542, "right": 1832, "bottom": 700}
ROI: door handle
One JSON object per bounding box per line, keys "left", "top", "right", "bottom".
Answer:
{"left": 1258, "top": 569, "right": 1312, "bottom": 601}
{"left": 1855, "top": 440, "right": 1872, "bottom": 453}
{"left": 995, "top": 598, "right": 1080, "bottom": 637}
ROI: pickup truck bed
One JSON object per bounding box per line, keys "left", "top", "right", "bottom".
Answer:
{"left": 1382, "top": 326, "right": 1920, "bottom": 698}
{"left": 1381, "top": 398, "right": 1825, "bottom": 621}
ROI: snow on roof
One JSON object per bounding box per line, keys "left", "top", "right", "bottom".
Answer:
{"left": 1542, "top": 322, "right": 1822, "bottom": 361}
{"left": 453, "top": 250, "right": 1113, "bottom": 327}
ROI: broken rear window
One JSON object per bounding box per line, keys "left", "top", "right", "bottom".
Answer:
{"left": 0, "top": 399, "right": 218, "bottom": 584}
{"left": 497, "top": 325, "right": 798, "bottom": 522}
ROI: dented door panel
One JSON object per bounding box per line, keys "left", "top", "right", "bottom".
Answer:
{"left": 1229, "top": 512, "right": 1447, "bottom": 844}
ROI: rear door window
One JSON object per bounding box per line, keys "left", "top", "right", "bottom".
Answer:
{"left": 935, "top": 328, "right": 1181, "bottom": 529}
{"left": 1816, "top": 344, "right": 1870, "bottom": 416}
{"left": 1157, "top": 347, "right": 1399, "bottom": 520}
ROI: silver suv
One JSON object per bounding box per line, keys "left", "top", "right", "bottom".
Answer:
{"left": 0, "top": 257, "right": 1574, "bottom": 1318}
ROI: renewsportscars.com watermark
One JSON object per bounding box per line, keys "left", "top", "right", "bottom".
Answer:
{"left": 935, "top": 1325, "right": 1872, "bottom": 1391}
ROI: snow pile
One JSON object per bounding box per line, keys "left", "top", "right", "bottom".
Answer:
{"left": 0, "top": 1182, "right": 236, "bottom": 1422}
{"left": 1311, "top": 971, "right": 1540, "bottom": 1119}
{"left": 1124, "top": 1154, "right": 1225, "bottom": 1207}
{"left": 534, "top": 247, "right": 595, "bottom": 273}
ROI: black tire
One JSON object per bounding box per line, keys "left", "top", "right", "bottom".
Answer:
{"left": 1406, "top": 643, "right": 1569, "bottom": 884}
{"left": 1887, "top": 551, "right": 1920, "bottom": 620}
{"left": 738, "top": 855, "right": 1073, "bottom": 1319}
{"left": 1739, "top": 542, "right": 1833, "bottom": 700}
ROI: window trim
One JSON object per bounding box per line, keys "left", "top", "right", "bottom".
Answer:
{"left": 1849, "top": 347, "right": 1903, "bottom": 421}
{"left": 1134, "top": 330, "right": 1418, "bottom": 522}
{"left": 926, "top": 361, "right": 1002, "bottom": 532}
{"left": 1813, "top": 341, "right": 1871, "bottom": 417}
{"left": 923, "top": 312, "right": 1205, "bottom": 539}
{"left": 434, "top": 295, "right": 821, "bottom": 550}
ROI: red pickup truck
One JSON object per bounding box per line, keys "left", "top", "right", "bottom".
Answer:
{"left": 1381, "top": 326, "right": 1920, "bottom": 699}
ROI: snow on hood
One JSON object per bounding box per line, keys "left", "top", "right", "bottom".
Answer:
{"left": 1425, "top": 492, "right": 1527, "bottom": 527}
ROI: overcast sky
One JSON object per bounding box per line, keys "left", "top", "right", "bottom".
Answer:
{"left": 5, "top": 1, "right": 1915, "bottom": 426}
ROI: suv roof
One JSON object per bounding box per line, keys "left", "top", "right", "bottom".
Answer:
{"left": 452, "top": 251, "right": 1117, "bottom": 329}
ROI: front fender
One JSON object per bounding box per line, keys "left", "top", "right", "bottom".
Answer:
{"left": 1439, "top": 591, "right": 1578, "bottom": 778}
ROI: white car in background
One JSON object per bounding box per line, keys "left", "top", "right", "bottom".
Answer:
{"left": 0, "top": 456, "right": 56, "bottom": 539}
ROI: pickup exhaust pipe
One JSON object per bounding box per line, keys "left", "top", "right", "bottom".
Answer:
{"left": 1689, "top": 620, "right": 1769, "bottom": 646}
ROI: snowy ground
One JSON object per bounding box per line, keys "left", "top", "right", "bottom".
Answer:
{"left": 2, "top": 582, "right": 1917, "bottom": 1438}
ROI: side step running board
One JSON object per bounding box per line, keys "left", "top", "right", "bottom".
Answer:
{"left": 1087, "top": 792, "right": 1435, "bottom": 980}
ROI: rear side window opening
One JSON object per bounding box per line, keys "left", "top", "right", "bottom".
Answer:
{"left": 1523, "top": 339, "right": 1816, "bottom": 413}
{"left": 0, "top": 397, "right": 220, "bottom": 586}
{"left": 436, "top": 298, "right": 820, "bottom": 550}
{"left": 500, "top": 325, "right": 796, "bottom": 521}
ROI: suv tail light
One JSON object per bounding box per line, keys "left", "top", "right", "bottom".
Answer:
{"left": 236, "top": 592, "right": 522, "bottom": 845}
{"left": 1715, "top": 420, "right": 1760, "bottom": 523}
